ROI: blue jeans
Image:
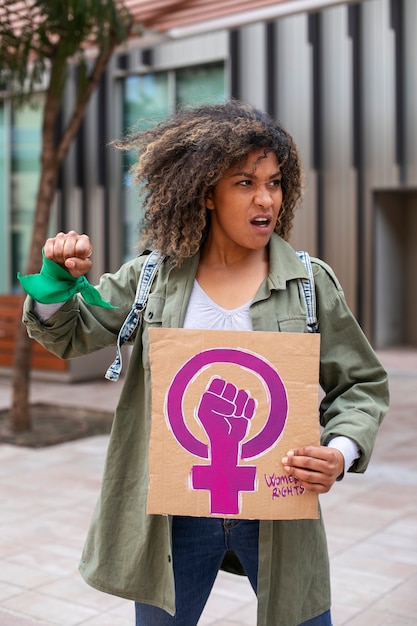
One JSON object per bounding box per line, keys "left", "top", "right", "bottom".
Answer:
{"left": 135, "top": 516, "right": 332, "bottom": 626}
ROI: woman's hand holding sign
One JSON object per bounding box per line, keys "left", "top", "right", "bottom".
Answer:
{"left": 282, "top": 446, "right": 345, "bottom": 494}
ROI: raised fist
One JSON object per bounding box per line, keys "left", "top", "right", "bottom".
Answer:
{"left": 44, "top": 231, "right": 92, "bottom": 278}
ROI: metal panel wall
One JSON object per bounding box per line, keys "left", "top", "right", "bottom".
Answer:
{"left": 404, "top": 0, "right": 417, "bottom": 184}
{"left": 320, "top": 6, "right": 357, "bottom": 310}
{"left": 361, "top": 0, "right": 398, "bottom": 183}
{"left": 152, "top": 31, "right": 228, "bottom": 69}
{"left": 274, "top": 14, "right": 318, "bottom": 257}
{"left": 83, "top": 89, "right": 106, "bottom": 285}
{"left": 236, "top": 22, "right": 267, "bottom": 111}
{"left": 361, "top": 0, "right": 399, "bottom": 333}
{"left": 105, "top": 55, "right": 125, "bottom": 274}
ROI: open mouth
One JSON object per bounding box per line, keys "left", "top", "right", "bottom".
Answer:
{"left": 251, "top": 216, "right": 271, "bottom": 227}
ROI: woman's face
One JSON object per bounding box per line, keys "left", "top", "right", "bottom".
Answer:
{"left": 206, "top": 149, "right": 283, "bottom": 253}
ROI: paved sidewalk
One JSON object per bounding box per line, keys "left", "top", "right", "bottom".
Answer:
{"left": 0, "top": 348, "right": 416, "bottom": 625}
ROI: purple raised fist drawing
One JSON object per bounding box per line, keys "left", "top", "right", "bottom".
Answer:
{"left": 192, "top": 377, "right": 257, "bottom": 515}
{"left": 197, "top": 377, "right": 256, "bottom": 447}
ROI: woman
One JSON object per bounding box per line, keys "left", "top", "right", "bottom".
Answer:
{"left": 20, "top": 101, "right": 389, "bottom": 625}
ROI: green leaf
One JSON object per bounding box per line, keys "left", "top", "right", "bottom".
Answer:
{"left": 0, "top": 0, "right": 132, "bottom": 99}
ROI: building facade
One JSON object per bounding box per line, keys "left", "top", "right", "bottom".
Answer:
{"left": 1, "top": 0, "right": 416, "bottom": 347}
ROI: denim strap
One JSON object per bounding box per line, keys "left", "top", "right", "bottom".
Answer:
{"left": 105, "top": 251, "right": 165, "bottom": 381}
{"left": 296, "top": 250, "right": 318, "bottom": 333}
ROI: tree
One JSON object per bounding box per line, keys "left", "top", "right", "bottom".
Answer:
{"left": 0, "top": 0, "right": 134, "bottom": 432}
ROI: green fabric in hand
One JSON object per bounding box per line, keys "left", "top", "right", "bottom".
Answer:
{"left": 17, "top": 251, "right": 117, "bottom": 309}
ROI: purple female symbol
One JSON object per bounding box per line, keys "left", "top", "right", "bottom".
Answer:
{"left": 165, "top": 348, "right": 288, "bottom": 515}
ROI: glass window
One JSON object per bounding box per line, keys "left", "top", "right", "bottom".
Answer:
{"left": 122, "top": 62, "right": 226, "bottom": 261}
{"left": 176, "top": 62, "right": 225, "bottom": 107}
{"left": 11, "top": 95, "right": 43, "bottom": 288}
{"left": 0, "top": 101, "right": 9, "bottom": 293}
{"left": 122, "top": 73, "right": 170, "bottom": 261}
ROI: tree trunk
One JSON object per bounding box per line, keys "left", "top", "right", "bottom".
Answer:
{"left": 9, "top": 37, "right": 119, "bottom": 433}
{"left": 10, "top": 315, "right": 33, "bottom": 433}
{"left": 10, "top": 159, "right": 60, "bottom": 433}
{"left": 10, "top": 62, "right": 62, "bottom": 433}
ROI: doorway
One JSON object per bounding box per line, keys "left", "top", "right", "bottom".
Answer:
{"left": 374, "top": 190, "right": 417, "bottom": 348}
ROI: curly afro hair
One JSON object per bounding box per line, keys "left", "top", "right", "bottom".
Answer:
{"left": 115, "top": 100, "right": 303, "bottom": 265}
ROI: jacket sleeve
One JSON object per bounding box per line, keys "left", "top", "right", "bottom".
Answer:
{"left": 22, "top": 258, "right": 143, "bottom": 360}
{"left": 312, "top": 260, "right": 389, "bottom": 473}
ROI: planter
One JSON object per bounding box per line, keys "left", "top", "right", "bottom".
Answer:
{"left": 0, "top": 294, "right": 115, "bottom": 382}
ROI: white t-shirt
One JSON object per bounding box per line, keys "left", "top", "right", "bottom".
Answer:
{"left": 183, "top": 279, "right": 252, "bottom": 331}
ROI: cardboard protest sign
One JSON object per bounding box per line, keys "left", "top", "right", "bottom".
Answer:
{"left": 147, "top": 328, "right": 320, "bottom": 520}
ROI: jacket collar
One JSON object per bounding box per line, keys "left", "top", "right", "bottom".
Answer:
{"left": 167, "top": 232, "right": 308, "bottom": 292}
{"left": 267, "top": 233, "right": 309, "bottom": 290}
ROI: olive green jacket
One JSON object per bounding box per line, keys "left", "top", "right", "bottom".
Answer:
{"left": 23, "top": 234, "right": 389, "bottom": 626}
